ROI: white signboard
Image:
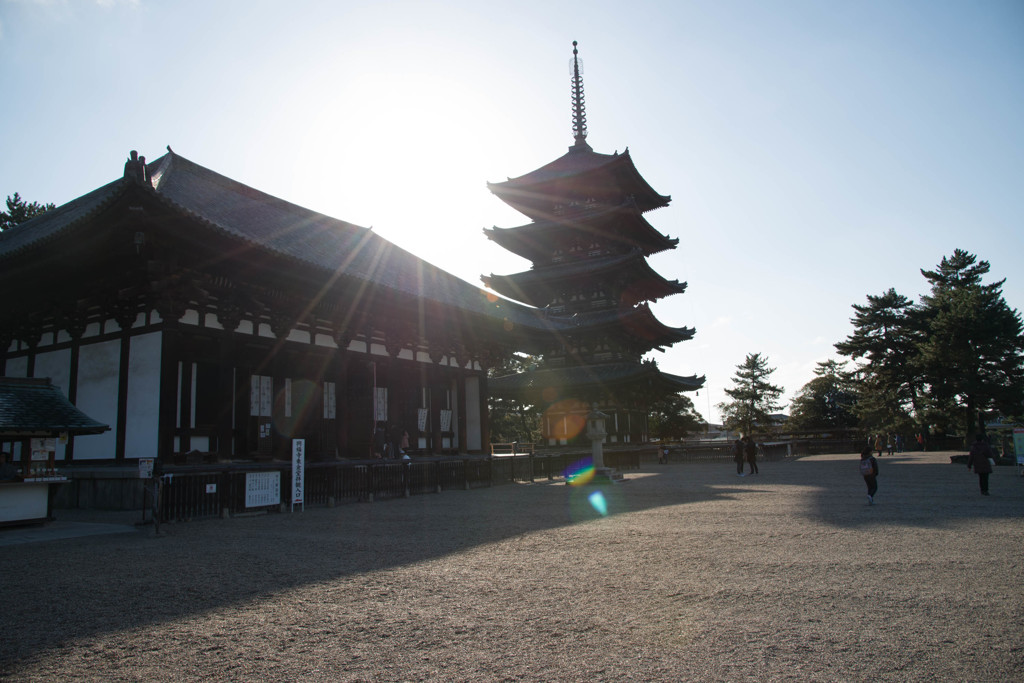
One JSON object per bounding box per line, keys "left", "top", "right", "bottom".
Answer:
{"left": 245, "top": 471, "right": 281, "bottom": 508}
{"left": 30, "top": 437, "right": 55, "bottom": 461}
{"left": 440, "top": 409, "right": 452, "bottom": 432}
{"left": 291, "top": 439, "right": 305, "bottom": 510}
{"left": 138, "top": 458, "right": 155, "bottom": 479}
{"left": 260, "top": 376, "right": 273, "bottom": 417}
{"left": 417, "top": 408, "right": 428, "bottom": 432}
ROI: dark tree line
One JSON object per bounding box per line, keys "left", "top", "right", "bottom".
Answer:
{"left": 788, "top": 249, "right": 1023, "bottom": 440}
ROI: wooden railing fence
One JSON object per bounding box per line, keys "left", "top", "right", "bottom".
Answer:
{"left": 155, "top": 451, "right": 642, "bottom": 523}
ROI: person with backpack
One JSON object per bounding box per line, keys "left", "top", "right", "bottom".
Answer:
{"left": 966, "top": 433, "right": 995, "bottom": 496}
{"left": 859, "top": 447, "right": 879, "bottom": 504}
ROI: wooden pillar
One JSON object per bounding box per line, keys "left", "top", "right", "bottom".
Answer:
{"left": 114, "top": 326, "right": 131, "bottom": 462}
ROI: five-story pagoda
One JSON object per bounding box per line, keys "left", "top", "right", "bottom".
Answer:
{"left": 484, "top": 42, "right": 704, "bottom": 446}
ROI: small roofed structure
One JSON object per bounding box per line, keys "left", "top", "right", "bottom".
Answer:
{"left": 0, "top": 377, "right": 108, "bottom": 525}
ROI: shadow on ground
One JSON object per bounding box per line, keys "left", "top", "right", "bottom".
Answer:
{"left": 1, "top": 450, "right": 1020, "bottom": 670}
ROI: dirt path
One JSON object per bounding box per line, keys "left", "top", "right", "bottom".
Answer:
{"left": 2, "top": 451, "right": 1021, "bottom": 682}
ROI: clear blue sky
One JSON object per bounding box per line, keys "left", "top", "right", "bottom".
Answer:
{"left": 2, "top": 0, "right": 1022, "bottom": 424}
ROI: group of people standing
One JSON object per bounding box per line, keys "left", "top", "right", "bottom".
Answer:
{"left": 871, "top": 433, "right": 906, "bottom": 456}
{"left": 371, "top": 422, "right": 410, "bottom": 460}
{"left": 733, "top": 435, "right": 759, "bottom": 477}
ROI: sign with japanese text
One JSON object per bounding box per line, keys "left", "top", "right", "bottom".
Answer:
{"left": 245, "top": 471, "right": 280, "bottom": 508}
{"left": 291, "top": 439, "right": 305, "bottom": 509}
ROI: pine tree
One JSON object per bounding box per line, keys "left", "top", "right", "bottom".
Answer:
{"left": 916, "top": 250, "right": 1024, "bottom": 437}
{"left": 834, "top": 288, "right": 924, "bottom": 433}
{"left": 787, "top": 360, "right": 860, "bottom": 432}
{"left": 648, "top": 392, "right": 706, "bottom": 440}
{"left": 718, "top": 352, "right": 784, "bottom": 437}
{"left": 0, "top": 192, "right": 55, "bottom": 231}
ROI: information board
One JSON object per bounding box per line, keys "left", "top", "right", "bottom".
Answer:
{"left": 245, "top": 471, "right": 281, "bottom": 508}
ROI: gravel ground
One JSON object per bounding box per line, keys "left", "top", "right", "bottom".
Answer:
{"left": 1, "top": 450, "right": 1022, "bottom": 682}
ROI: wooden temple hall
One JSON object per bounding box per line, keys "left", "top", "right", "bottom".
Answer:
{"left": 0, "top": 42, "right": 702, "bottom": 469}
{"left": 0, "top": 149, "right": 537, "bottom": 465}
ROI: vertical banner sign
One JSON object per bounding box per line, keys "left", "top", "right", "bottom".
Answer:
{"left": 375, "top": 387, "right": 388, "bottom": 423}
{"left": 291, "top": 439, "right": 305, "bottom": 511}
{"left": 417, "top": 408, "right": 428, "bottom": 432}
{"left": 1013, "top": 428, "right": 1024, "bottom": 460}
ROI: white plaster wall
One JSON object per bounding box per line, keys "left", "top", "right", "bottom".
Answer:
{"left": 124, "top": 332, "right": 162, "bottom": 460}
{"left": 314, "top": 333, "right": 337, "bottom": 348}
{"left": 74, "top": 339, "right": 120, "bottom": 460}
{"left": 33, "top": 348, "right": 72, "bottom": 460}
{"left": 464, "top": 375, "right": 482, "bottom": 451}
{"left": 33, "top": 349, "right": 71, "bottom": 393}
{"left": 5, "top": 356, "right": 28, "bottom": 377}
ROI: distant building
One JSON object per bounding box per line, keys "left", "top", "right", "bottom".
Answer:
{"left": 484, "top": 42, "right": 704, "bottom": 445}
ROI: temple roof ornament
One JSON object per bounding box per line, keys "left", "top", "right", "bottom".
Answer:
{"left": 570, "top": 40, "right": 591, "bottom": 152}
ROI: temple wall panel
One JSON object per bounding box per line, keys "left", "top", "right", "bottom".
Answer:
{"left": 124, "top": 331, "right": 162, "bottom": 460}
{"left": 258, "top": 323, "right": 274, "bottom": 338}
{"left": 33, "top": 348, "right": 71, "bottom": 394}
{"left": 74, "top": 339, "right": 120, "bottom": 460}
{"left": 464, "top": 375, "right": 482, "bottom": 451}
{"left": 314, "top": 333, "right": 337, "bottom": 348}
{"left": 33, "top": 348, "right": 72, "bottom": 460}
{"left": 6, "top": 356, "right": 28, "bottom": 377}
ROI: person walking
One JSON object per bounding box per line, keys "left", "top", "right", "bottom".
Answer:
{"left": 744, "top": 435, "right": 759, "bottom": 475}
{"left": 733, "top": 437, "right": 746, "bottom": 476}
{"left": 966, "top": 433, "right": 995, "bottom": 496}
{"left": 874, "top": 434, "right": 884, "bottom": 458}
{"left": 859, "top": 447, "right": 879, "bottom": 504}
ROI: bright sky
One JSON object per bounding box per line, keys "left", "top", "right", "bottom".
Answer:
{"left": 2, "top": 0, "right": 1022, "bottom": 424}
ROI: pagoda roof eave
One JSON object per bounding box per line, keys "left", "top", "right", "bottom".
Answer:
{"left": 482, "top": 251, "right": 687, "bottom": 307}
{"left": 482, "top": 200, "right": 679, "bottom": 261}
{"left": 487, "top": 147, "right": 670, "bottom": 217}
{"left": 488, "top": 362, "right": 705, "bottom": 401}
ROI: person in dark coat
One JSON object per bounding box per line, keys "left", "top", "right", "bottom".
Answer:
{"left": 966, "top": 433, "right": 995, "bottom": 496}
{"left": 859, "top": 447, "right": 879, "bottom": 504}
{"left": 744, "top": 435, "right": 758, "bottom": 475}
{"left": 733, "top": 437, "right": 745, "bottom": 476}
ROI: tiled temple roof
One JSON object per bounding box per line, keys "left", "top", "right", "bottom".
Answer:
{"left": 0, "top": 378, "right": 109, "bottom": 437}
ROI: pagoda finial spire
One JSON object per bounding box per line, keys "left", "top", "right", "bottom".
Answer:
{"left": 570, "top": 40, "right": 591, "bottom": 151}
